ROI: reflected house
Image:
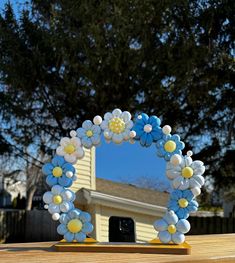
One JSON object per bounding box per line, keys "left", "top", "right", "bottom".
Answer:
{"left": 71, "top": 148, "right": 169, "bottom": 242}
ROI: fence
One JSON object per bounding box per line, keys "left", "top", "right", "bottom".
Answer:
{"left": 0, "top": 210, "right": 235, "bottom": 243}
{"left": 0, "top": 210, "right": 60, "bottom": 243}
{"left": 188, "top": 216, "right": 235, "bottom": 235}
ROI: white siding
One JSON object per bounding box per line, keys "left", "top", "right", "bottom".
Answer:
{"left": 96, "top": 205, "right": 160, "bottom": 242}
{"left": 70, "top": 147, "right": 96, "bottom": 192}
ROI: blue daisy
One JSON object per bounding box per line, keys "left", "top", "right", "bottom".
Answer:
{"left": 132, "top": 113, "right": 163, "bottom": 147}
{"left": 42, "top": 155, "right": 76, "bottom": 187}
{"left": 168, "top": 189, "right": 198, "bottom": 219}
{"left": 154, "top": 210, "right": 190, "bottom": 244}
{"left": 156, "top": 134, "right": 185, "bottom": 160}
{"left": 77, "top": 120, "right": 101, "bottom": 149}
{"left": 57, "top": 208, "right": 93, "bottom": 242}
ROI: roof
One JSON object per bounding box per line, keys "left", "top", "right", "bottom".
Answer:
{"left": 95, "top": 178, "right": 169, "bottom": 207}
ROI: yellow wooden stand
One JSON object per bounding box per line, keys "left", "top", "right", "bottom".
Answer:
{"left": 53, "top": 237, "right": 191, "bottom": 254}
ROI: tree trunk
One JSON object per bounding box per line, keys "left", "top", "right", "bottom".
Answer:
{"left": 26, "top": 186, "right": 37, "bottom": 211}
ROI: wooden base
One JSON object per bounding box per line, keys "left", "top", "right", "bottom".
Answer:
{"left": 53, "top": 238, "right": 191, "bottom": 255}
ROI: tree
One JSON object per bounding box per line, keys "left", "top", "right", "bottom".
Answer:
{"left": 0, "top": 0, "right": 234, "bottom": 208}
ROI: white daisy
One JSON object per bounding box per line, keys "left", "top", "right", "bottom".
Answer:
{"left": 56, "top": 132, "right": 84, "bottom": 164}
{"left": 166, "top": 155, "right": 205, "bottom": 190}
{"left": 100, "top": 108, "right": 133, "bottom": 144}
{"left": 43, "top": 185, "right": 75, "bottom": 218}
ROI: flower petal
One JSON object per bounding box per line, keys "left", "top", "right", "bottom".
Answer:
{"left": 172, "top": 176, "right": 184, "bottom": 189}
{"left": 112, "top": 108, "right": 122, "bottom": 117}
{"left": 61, "top": 189, "right": 75, "bottom": 202}
{"left": 189, "top": 176, "right": 204, "bottom": 188}
{"left": 158, "top": 230, "right": 171, "bottom": 244}
{"left": 57, "top": 224, "right": 68, "bottom": 235}
{"left": 75, "top": 232, "right": 86, "bottom": 242}
{"left": 171, "top": 190, "right": 183, "bottom": 200}
{"left": 56, "top": 146, "right": 64, "bottom": 156}
{"left": 184, "top": 156, "right": 193, "bottom": 167}
{"left": 60, "top": 137, "right": 70, "bottom": 147}
{"left": 121, "top": 111, "right": 131, "bottom": 122}
{"left": 193, "top": 165, "right": 205, "bottom": 176}
{"left": 125, "top": 120, "right": 133, "bottom": 129}
{"left": 62, "top": 163, "right": 75, "bottom": 173}
{"left": 79, "top": 212, "right": 91, "bottom": 223}
{"left": 153, "top": 219, "right": 168, "bottom": 231}
{"left": 71, "top": 137, "right": 81, "bottom": 147}
{"left": 172, "top": 232, "right": 185, "bottom": 244}
{"left": 64, "top": 232, "right": 75, "bottom": 242}
{"left": 82, "top": 137, "right": 93, "bottom": 149}
{"left": 164, "top": 211, "right": 178, "bottom": 225}
{"left": 42, "top": 163, "right": 54, "bottom": 175}
{"left": 43, "top": 192, "right": 53, "bottom": 204}
{"left": 51, "top": 185, "right": 63, "bottom": 195}
{"left": 101, "top": 120, "right": 109, "bottom": 130}
{"left": 91, "top": 125, "right": 101, "bottom": 134}
{"left": 148, "top": 116, "right": 161, "bottom": 126}
{"left": 176, "top": 219, "right": 190, "bottom": 234}
{"left": 112, "top": 133, "right": 123, "bottom": 144}
{"left": 104, "top": 112, "right": 113, "bottom": 121}
{"left": 52, "top": 155, "right": 65, "bottom": 167}
{"left": 64, "top": 154, "right": 77, "bottom": 164}
{"left": 48, "top": 204, "right": 60, "bottom": 214}
{"left": 82, "top": 222, "right": 93, "bottom": 233}
{"left": 91, "top": 134, "right": 101, "bottom": 145}
{"left": 77, "top": 128, "right": 86, "bottom": 137}
{"left": 68, "top": 209, "right": 81, "bottom": 219}
{"left": 140, "top": 113, "right": 149, "bottom": 124}
{"left": 177, "top": 208, "right": 188, "bottom": 219}
{"left": 60, "top": 202, "right": 71, "bottom": 213}
{"left": 46, "top": 174, "right": 58, "bottom": 186}
{"left": 59, "top": 213, "right": 69, "bottom": 224}
{"left": 82, "top": 120, "right": 93, "bottom": 130}
{"left": 58, "top": 176, "right": 72, "bottom": 187}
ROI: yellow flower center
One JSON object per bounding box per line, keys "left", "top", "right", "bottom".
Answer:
{"left": 167, "top": 224, "right": 176, "bottom": 234}
{"left": 108, "top": 117, "right": 125, "bottom": 134}
{"left": 86, "top": 130, "right": 93, "bottom": 138}
{"left": 67, "top": 219, "right": 83, "bottom": 233}
{"left": 164, "top": 140, "right": 176, "bottom": 152}
{"left": 182, "top": 167, "right": 194, "bottom": 178}
{"left": 53, "top": 195, "right": 62, "bottom": 205}
{"left": 178, "top": 198, "right": 189, "bottom": 208}
{"left": 64, "top": 144, "right": 76, "bottom": 154}
{"left": 52, "top": 167, "right": 63, "bottom": 177}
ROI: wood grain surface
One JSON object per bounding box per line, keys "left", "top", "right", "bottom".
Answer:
{"left": 0, "top": 234, "right": 235, "bottom": 263}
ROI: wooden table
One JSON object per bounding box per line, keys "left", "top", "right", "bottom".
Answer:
{"left": 0, "top": 234, "right": 235, "bottom": 263}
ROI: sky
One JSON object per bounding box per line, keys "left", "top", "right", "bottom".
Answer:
{"left": 96, "top": 138, "right": 166, "bottom": 184}
{"left": 0, "top": 0, "right": 168, "bottom": 188}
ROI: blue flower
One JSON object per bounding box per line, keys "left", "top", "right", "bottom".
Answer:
{"left": 57, "top": 209, "right": 93, "bottom": 242}
{"left": 77, "top": 120, "right": 101, "bottom": 149}
{"left": 132, "top": 113, "right": 163, "bottom": 147}
{"left": 153, "top": 210, "right": 190, "bottom": 244}
{"left": 168, "top": 189, "right": 198, "bottom": 219}
{"left": 42, "top": 155, "right": 76, "bottom": 187}
{"left": 156, "top": 134, "right": 185, "bottom": 160}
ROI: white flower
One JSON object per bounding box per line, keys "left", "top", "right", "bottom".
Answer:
{"left": 100, "top": 109, "right": 133, "bottom": 144}
{"left": 166, "top": 155, "right": 205, "bottom": 190}
{"left": 56, "top": 133, "right": 84, "bottom": 164}
{"left": 43, "top": 185, "right": 75, "bottom": 217}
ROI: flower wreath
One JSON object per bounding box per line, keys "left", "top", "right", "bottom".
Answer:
{"left": 42, "top": 109, "right": 205, "bottom": 244}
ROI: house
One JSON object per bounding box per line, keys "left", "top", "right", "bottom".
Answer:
{"left": 0, "top": 176, "right": 26, "bottom": 208}
{"left": 71, "top": 148, "right": 169, "bottom": 242}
